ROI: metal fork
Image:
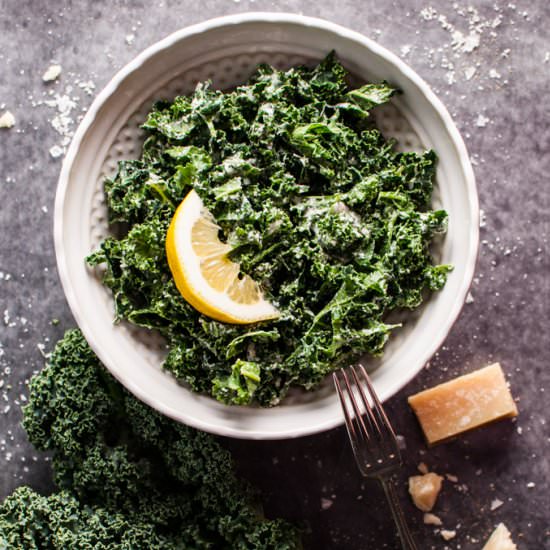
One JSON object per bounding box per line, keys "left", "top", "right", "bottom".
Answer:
{"left": 333, "top": 365, "right": 418, "bottom": 550}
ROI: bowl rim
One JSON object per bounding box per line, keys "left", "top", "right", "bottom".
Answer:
{"left": 54, "top": 12, "right": 479, "bottom": 439}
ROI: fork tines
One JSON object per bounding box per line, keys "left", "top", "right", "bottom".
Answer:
{"left": 333, "top": 365, "right": 401, "bottom": 472}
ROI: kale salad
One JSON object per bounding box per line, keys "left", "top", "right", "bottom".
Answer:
{"left": 88, "top": 53, "right": 450, "bottom": 407}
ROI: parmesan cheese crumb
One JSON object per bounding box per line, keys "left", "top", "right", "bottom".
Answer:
{"left": 423, "top": 512, "right": 442, "bottom": 526}
{"left": 42, "top": 64, "right": 62, "bottom": 82}
{"left": 441, "top": 529, "right": 456, "bottom": 541}
{"left": 482, "top": 523, "right": 517, "bottom": 550}
{"left": 490, "top": 498, "right": 504, "bottom": 510}
{"left": 408, "top": 472, "right": 443, "bottom": 512}
{"left": 0, "top": 111, "right": 15, "bottom": 129}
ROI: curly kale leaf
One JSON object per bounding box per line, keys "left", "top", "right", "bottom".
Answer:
{"left": 7, "top": 330, "right": 300, "bottom": 549}
{"left": 0, "top": 487, "right": 173, "bottom": 549}
{"left": 88, "top": 52, "right": 451, "bottom": 406}
{"left": 212, "top": 359, "right": 262, "bottom": 405}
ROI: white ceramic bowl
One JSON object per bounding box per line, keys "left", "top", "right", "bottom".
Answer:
{"left": 54, "top": 13, "right": 478, "bottom": 440}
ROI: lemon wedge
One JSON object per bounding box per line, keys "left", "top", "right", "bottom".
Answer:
{"left": 166, "top": 189, "right": 280, "bottom": 324}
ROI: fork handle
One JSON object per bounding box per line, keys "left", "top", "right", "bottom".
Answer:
{"left": 379, "top": 476, "right": 418, "bottom": 550}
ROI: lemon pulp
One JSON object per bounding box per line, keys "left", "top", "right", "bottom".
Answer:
{"left": 166, "top": 190, "right": 280, "bottom": 324}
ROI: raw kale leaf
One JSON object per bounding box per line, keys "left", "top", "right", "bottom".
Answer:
{"left": 88, "top": 52, "right": 450, "bottom": 406}
{"left": 0, "top": 330, "right": 300, "bottom": 549}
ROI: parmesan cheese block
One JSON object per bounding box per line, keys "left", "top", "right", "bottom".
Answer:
{"left": 482, "top": 523, "right": 517, "bottom": 550}
{"left": 408, "top": 363, "right": 518, "bottom": 445}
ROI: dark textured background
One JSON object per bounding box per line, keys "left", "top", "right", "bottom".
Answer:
{"left": 0, "top": 1, "right": 548, "bottom": 548}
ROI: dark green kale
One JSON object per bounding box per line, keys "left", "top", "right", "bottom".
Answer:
{"left": 88, "top": 52, "right": 450, "bottom": 406}
{"left": 0, "top": 488, "right": 174, "bottom": 549}
{"left": 0, "top": 330, "right": 300, "bottom": 549}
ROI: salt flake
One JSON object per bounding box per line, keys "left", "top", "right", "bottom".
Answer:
{"left": 446, "top": 71, "right": 456, "bottom": 85}
{"left": 476, "top": 114, "right": 490, "bottom": 127}
{"left": 400, "top": 45, "right": 412, "bottom": 57}
{"left": 464, "top": 66, "right": 476, "bottom": 80}
{"left": 77, "top": 80, "right": 96, "bottom": 95}
{"left": 451, "top": 29, "right": 480, "bottom": 53}
{"left": 479, "top": 208, "right": 487, "bottom": 227}
{"left": 420, "top": 6, "right": 437, "bottom": 20}
{"left": 49, "top": 145, "right": 64, "bottom": 159}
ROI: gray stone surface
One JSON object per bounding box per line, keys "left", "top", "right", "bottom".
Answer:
{"left": 0, "top": 0, "right": 548, "bottom": 548}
